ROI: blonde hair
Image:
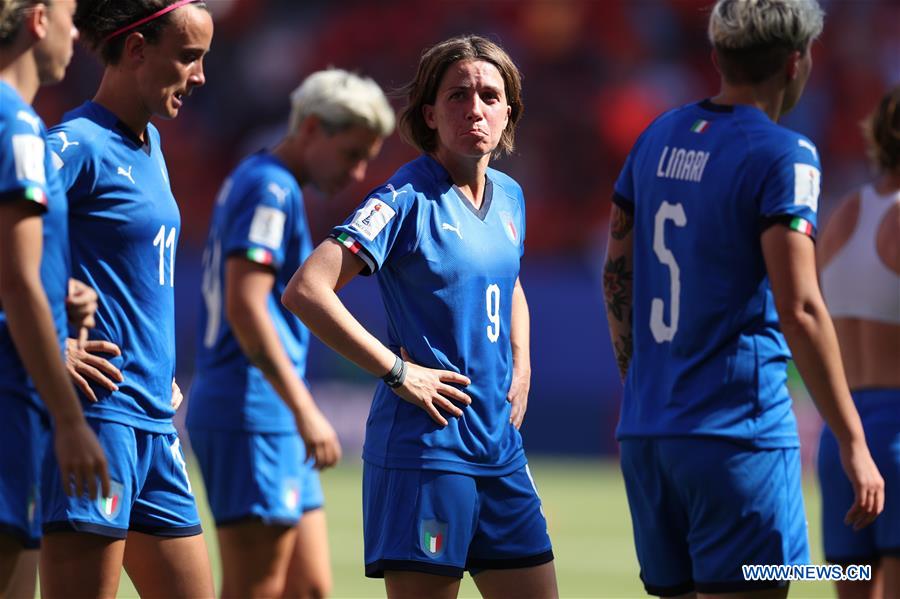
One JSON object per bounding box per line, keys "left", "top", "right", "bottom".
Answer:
{"left": 708, "top": 0, "right": 824, "bottom": 84}
{"left": 287, "top": 69, "right": 395, "bottom": 138}
{"left": 0, "top": 0, "right": 40, "bottom": 45}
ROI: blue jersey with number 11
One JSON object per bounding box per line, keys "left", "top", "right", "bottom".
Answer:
{"left": 50, "top": 102, "right": 180, "bottom": 433}
{"left": 332, "top": 155, "right": 527, "bottom": 476}
{"left": 613, "top": 100, "right": 821, "bottom": 448}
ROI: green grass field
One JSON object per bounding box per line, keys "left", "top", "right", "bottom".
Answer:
{"left": 104, "top": 457, "right": 836, "bottom": 598}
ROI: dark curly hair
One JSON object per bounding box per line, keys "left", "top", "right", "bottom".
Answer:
{"left": 74, "top": 0, "right": 207, "bottom": 65}
{"left": 863, "top": 85, "right": 900, "bottom": 174}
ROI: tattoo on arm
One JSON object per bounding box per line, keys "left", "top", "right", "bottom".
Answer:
{"left": 603, "top": 256, "right": 632, "bottom": 322}
{"left": 611, "top": 206, "right": 634, "bottom": 240}
{"left": 604, "top": 253, "right": 634, "bottom": 381}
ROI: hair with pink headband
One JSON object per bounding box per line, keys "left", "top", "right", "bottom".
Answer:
{"left": 75, "top": 0, "right": 208, "bottom": 65}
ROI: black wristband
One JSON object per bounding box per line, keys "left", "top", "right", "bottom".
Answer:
{"left": 382, "top": 355, "right": 407, "bottom": 388}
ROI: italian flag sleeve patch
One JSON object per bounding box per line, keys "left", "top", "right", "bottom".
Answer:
{"left": 789, "top": 216, "right": 814, "bottom": 237}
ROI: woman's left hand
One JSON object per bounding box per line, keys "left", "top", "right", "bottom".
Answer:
{"left": 66, "top": 278, "right": 98, "bottom": 347}
{"left": 171, "top": 378, "right": 184, "bottom": 411}
{"left": 507, "top": 368, "right": 530, "bottom": 429}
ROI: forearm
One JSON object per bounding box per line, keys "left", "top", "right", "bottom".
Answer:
{"left": 780, "top": 300, "right": 865, "bottom": 445}
{"left": 229, "top": 302, "right": 316, "bottom": 419}
{"left": 286, "top": 281, "right": 396, "bottom": 377}
{"left": 510, "top": 279, "right": 531, "bottom": 377}
{"left": 3, "top": 277, "right": 85, "bottom": 425}
{"left": 604, "top": 205, "right": 635, "bottom": 381}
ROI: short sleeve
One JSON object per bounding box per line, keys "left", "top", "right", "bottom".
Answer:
{"left": 47, "top": 124, "right": 98, "bottom": 201}
{"left": 613, "top": 135, "right": 646, "bottom": 214}
{"left": 758, "top": 136, "right": 821, "bottom": 238}
{"left": 0, "top": 110, "right": 50, "bottom": 211}
{"left": 220, "top": 175, "right": 294, "bottom": 270}
{"left": 330, "top": 182, "right": 417, "bottom": 275}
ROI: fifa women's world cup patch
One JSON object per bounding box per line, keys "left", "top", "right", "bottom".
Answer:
{"left": 793, "top": 163, "right": 820, "bottom": 212}
{"left": 350, "top": 196, "right": 396, "bottom": 241}
{"left": 12, "top": 133, "right": 46, "bottom": 185}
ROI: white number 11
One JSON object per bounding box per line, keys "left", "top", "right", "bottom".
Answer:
{"left": 153, "top": 225, "right": 176, "bottom": 287}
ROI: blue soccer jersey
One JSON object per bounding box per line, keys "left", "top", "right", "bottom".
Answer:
{"left": 332, "top": 155, "right": 527, "bottom": 475}
{"left": 49, "top": 102, "right": 180, "bottom": 433}
{"left": 188, "top": 152, "right": 311, "bottom": 432}
{"left": 0, "top": 81, "right": 69, "bottom": 412}
{"left": 613, "top": 100, "right": 821, "bottom": 448}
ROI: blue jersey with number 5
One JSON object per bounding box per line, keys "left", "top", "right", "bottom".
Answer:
{"left": 332, "top": 155, "right": 527, "bottom": 475}
{"left": 49, "top": 102, "right": 180, "bottom": 433}
{"left": 613, "top": 100, "right": 820, "bottom": 448}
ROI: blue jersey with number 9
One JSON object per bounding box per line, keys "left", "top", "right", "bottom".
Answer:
{"left": 332, "top": 155, "right": 527, "bottom": 476}
{"left": 49, "top": 102, "right": 180, "bottom": 433}
{"left": 613, "top": 100, "right": 821, "bottom": 448}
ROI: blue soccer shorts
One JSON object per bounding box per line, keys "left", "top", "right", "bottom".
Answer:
{"left": 818, "top": 388, "right": 900, "bottom": 563}
{"left": 0, "top": 400, "right": 49, "bottom": 548}
{"left": 620, "top": 437, "right": 809, "bottom": 596}
{"left": 42, "top": 419, "right": 202, "bottom": 538}
{"left": 189, "top": 429, "right": 323, "bottom": 527}
{"left": 362, "top": 462, "right": 553, "bottom": 579}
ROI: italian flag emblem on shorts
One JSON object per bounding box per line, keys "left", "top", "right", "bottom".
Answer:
{"left": 97, "top": 480, "right": 124, "bottom": 522}
{"left": 420, "top": 519, "right": 447, "bottom": 559}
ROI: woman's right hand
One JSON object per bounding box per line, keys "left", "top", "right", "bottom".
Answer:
{"left": 838, "top": 439, "right": 885, "bottom": 531}
{"left": 395, "top": 349, "right": 472, "bottom": 426}
{"left": 54, "top": 417, "right": 110, "bottom": 499}
{"left": 296, "top": 405, "right": 342, "bottom": 470}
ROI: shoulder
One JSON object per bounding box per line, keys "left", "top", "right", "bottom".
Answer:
{"left": 48, "top": 113, "right": 112, "bottom": 158}
{"left": 486, "top": 166, "right": 524, "bottom": 201}
{"left": 876, "top": 189, "right": 900, "bottom": 273}
{"left": 818, "top": 189, "right": 860, "bottom": 270}
{"left": 751, "top": 121, "right": 820, "bottom": 167}
{"left": 231, "top": 154, "right": 299, "bottom": 202}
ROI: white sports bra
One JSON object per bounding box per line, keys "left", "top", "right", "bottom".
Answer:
{"left": 821, "top": 185, "right": 900, "bottom": 324}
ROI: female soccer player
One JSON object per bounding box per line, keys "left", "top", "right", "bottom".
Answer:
{"left": 37, "top": 1, "right": 214, "bottom": 597}
{"left": 818, "top": 85, "right": 900, "bottom": 598}
{"left": 283, "top": 35, "right": 557, "bottom": 599}
{"left": 604, "top": 0, "right": 883, "bottom": 596}
{"left": 188, "top": 68, "right": 393, "bottom": 598}
{"left": 0, "top": 0, "right": 109, "bottom": 595}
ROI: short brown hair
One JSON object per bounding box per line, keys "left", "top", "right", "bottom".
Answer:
{"left": 398, "top": 34, "right": 524, "bottom": 158}
{"left": 862, "top": 85, "right": 900, "bottom": 174}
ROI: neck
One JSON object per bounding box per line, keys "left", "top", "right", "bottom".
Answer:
{"left": 94, "top": 68, "right": 152, "bottom": 141}
{"left": 432, "top": 148, "right": 490, "bottom": 208}
{"left": 875, "top": 171, "right": 900, "bottom": 195}
{"left": 271, "top": 135, "right": 307, "bottom": 186}
{"left": 711, "top": 80, "right": 786, "bottom": 122}
{"left": 0, "top": 49, "right": 40, "bottom": 104}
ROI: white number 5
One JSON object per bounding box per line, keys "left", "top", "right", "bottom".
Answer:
{"left": 486, "top": 284, "right": 500, "bottom": 343}
{"left": 650, "top": 201, "right": 686, "bottom": 343}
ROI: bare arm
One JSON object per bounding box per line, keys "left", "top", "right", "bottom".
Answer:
{"left": 762, "top": 224, "right": 884, "bottom": 528}
{"left": 0, "top": 202, "right": 109, "bottom": 498}
{"left": 603, "top": 204, "right": 635, "bottom": 382}
{"left": 507, "top": 277, "right": 531, "bottom": 429}
{"left": 282, "top": 238, "right": 472, "bottom": 426}
{"left": 225, "top": 257, "right": 340, "bottom": 468}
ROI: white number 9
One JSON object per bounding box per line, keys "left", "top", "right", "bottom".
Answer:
{"left": 486, "top": 283, "right": 500, "bottom": 343}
